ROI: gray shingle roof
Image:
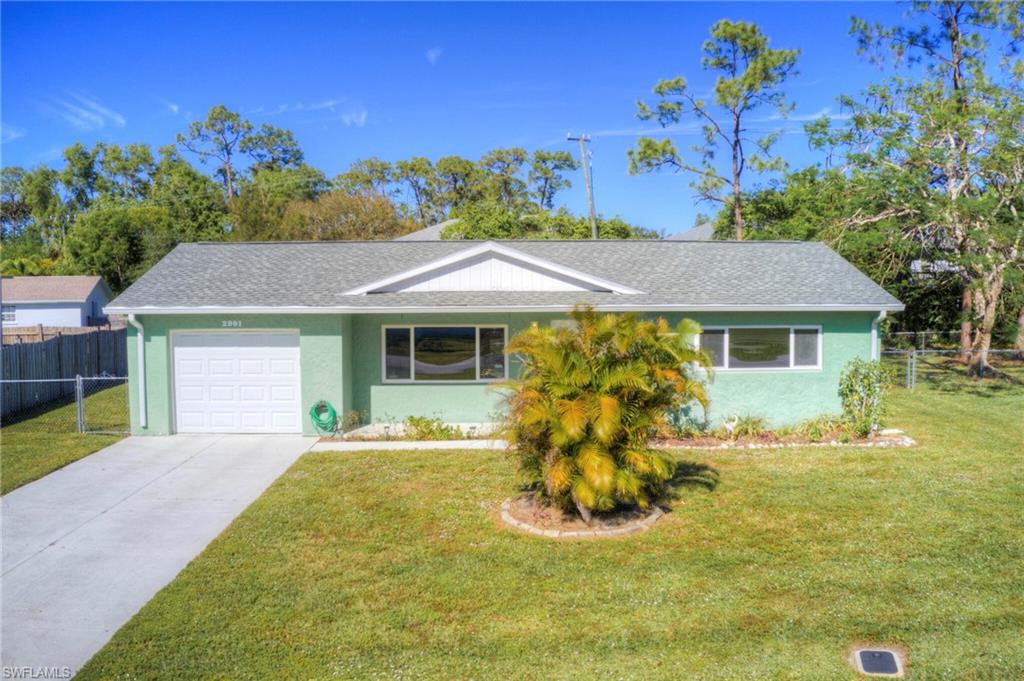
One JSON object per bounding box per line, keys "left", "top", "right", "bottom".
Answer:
{"left": 107, "top": 240, "right": 902, "bottom": 311}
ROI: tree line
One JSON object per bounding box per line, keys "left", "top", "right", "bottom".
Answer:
{"left": 2, "top": 1, "right": 1021, "bottom": 355}
{"left": 0, "top": 109, "right": 652, "bottom": 291}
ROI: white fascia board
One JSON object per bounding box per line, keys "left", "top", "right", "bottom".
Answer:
{"left": 105, "top": 302, "right": 906, "bottom": 315}
{"left": 341, "top": 241, "right": 644, "bottom": 295}
{"left": 5, "top": 299, "right": 86, "bottom": 304}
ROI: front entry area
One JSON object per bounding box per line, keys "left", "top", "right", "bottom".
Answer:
{"left": 172, "top": 331, "right": 302, "bottom": 433}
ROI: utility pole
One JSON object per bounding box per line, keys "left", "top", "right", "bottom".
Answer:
{"left": 567, "top": 133, "right": 598, "bottom": 239}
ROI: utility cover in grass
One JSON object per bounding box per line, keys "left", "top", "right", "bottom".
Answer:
{"left": 854, "top": 649, "right": 902, "bottom": 676}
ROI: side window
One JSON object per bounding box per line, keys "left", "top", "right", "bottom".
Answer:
{"left": 700, "top": 329, "right": 726, "bottom": 368}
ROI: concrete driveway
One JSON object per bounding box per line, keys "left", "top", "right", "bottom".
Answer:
{"left": 1, "top": 434, "right": 313, "bottom": 676}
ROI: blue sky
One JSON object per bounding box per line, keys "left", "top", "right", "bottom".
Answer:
{"left": 1, "top": 2, "right": 904, "bottom": 235}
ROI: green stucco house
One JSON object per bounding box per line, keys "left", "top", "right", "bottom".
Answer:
{"left": 105, "top": 239, "right": 903, "bottom": 435}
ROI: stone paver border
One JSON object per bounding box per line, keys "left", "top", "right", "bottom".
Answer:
{"left": 499, "top": 498, "right": 664, "bottom": 539}
{"left": 314, "top": 430, "right": 916, "bottom": 453}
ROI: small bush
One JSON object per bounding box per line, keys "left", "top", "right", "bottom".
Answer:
{"left": 838, "top": 358, "right": 894, "bottom": 437}
{"left": 404, "top": 416, "right": 464, "bottom": 441}
{"left": 797, "top": 414, "right": 847, "bottom": 442}
{"left": 732, "top": 415, "right": 767, "bottom": 438}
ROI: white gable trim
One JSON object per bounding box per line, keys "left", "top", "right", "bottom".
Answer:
{"left": 342, "top": 242, "right": 644, "bottom": 295}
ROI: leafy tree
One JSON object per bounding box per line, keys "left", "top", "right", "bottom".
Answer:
{"left": 0, "top": 256, "right": 57, "bottom": 276}
{"left": 819, "top": 1, "right": 1024, "bottom": 368}
{"left": 629, "top": 20, "right": 800, "bottom": 239}
{"left": 142, "top": 146, "right": 229, "bottom": 266}
{"left": 479, "top": 147, "right": 529, "bottom": 210}
{"left": 503, "top": 306, "right": 710, "bottom": 519}
{"left": 333, "top": 157, "right": 394, "bottom": 197}
{"left": 11, "top": 166, "right": 71, "bottom": 254}
{"left": 241, "top": 124, "right": 304, "bottom": 173}
{"left": 528, "top": 150, "right": 578, "bottom": 209}
{"left": 62, "top": 201, "right": 171, "bottom": 291}
{"left": 394, "top": 156, "right": 441, "bottom": 225}
{"left": 443, "top": 202, "right": 656, "bottom": 240}
{"left": 60, "top": 142, "right": 103, "bottom": 212}
{"left": 434, "top": 155, "right": 483, "bottom": 211}
{"left": 97, "top": 143, "right": 155, "bottom": 201}
{"left": 229, "top": 166, "right": 327, "bottom": 240}
{"left": 281, "top": 190, "right": 414, "bottom": 240}
{"left": 1, "top": 167, "right": 31, "bottom": 241}
{"left": 177, "top": 105, "right": 253, "bottom": 199}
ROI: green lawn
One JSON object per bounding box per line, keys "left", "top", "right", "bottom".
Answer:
{"left": 78, "top": 383, "right": 1023, "bottom": 680}
{"left": 0, "top": 383, "right": 128, "bottom": 495}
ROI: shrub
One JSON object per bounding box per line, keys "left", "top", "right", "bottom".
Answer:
{"left": 732, "top": 415, "right": 767, "bottom": 438}
{"left": 503, "top": 306, "right": 711, "bottom": 520}
{"left": 796, "top": 414, "right": 847, "bottom": 442}
{"left": 404, "top": 416, "right": 464, "bottom": 441}
{"left": 838, "top": 358, "right": 894, "bottom": 437}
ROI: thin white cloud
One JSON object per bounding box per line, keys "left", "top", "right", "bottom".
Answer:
{"left": 426, "top": 47, "right": 443, "bottom": 66}
{"left": 1, "top": 122, "right": 26, "bottom": 143}
{"left": 161, "top": 99, "right": 180, "bottom": 115}
{"left": 253, "top": 99, "right": 346, "bottom": 116}
{"left": 340, "top": 104, "right": 368, "bottom": 127}
{"left": 38, "top": 92, "right": 126, "bottom": 131}
{"left": 759, "top": 107, "right": 851, "bottom": 123}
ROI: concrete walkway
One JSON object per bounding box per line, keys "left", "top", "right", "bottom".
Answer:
{"left": 1, "top": 434, "right": 313, "bottom": 676}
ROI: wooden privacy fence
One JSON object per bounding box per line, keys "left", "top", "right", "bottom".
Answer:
{"left": 0, "top": 328, "right": 127, "bottom": 419}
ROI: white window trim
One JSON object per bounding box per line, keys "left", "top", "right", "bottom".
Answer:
{"left": 381, "top": 324, "right": 509, "bottom": 384}
{"left": 697, "top": 325, "right": 823, "bottom": 372}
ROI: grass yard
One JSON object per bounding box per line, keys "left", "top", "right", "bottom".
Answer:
{"left": 0, "top": 383, "right": 128, "bottom": 494}
{"left": 78, "top": 383, "right": 1023, "bottom": 680}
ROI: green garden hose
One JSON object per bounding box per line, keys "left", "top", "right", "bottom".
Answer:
{"left": 309, "top": 400, "right": 338, "bottom": 434}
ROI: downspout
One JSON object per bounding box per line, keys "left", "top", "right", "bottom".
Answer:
{"left": 127, "top": 314, "right": 147, "bottom": 428}
{"left": 871, "top": 310, "right": 887, "bottom": 361}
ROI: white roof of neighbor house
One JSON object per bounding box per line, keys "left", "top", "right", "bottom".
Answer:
{"left": 107, "top": 240, "right": 903, "bottom": 314}
{"left": 1, "top": 276, "right": 109, "bottom": 304}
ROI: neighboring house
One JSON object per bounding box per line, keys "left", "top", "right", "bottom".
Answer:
{"left": 105, "top": 240, "right": 902, "bottom": 435}
{"left": 665, "top": 222, "right": 714, "bottom": 241}
{"left": 1, "top": 276, "right": 113, "bottom": 328}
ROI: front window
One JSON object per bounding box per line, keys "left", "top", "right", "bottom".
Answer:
{"left": 1, "top": 305, "right": 15, "bottom": 323}
{"left": 383, "top": 325, "right": 508, "bottom": 382}
{"left": 699, "top": 326, "right": 820, "bottom": 370}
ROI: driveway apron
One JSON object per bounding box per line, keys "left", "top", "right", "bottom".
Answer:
{"left": 1, "top": 434, "right": 313, "bottom": 675}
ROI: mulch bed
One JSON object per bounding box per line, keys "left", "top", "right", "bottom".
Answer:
{"left": 501, "top": 495, "right": 663, "bottom": 538}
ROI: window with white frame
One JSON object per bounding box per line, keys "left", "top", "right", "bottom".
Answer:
{"left": 698, "top": 326, "right": 821, "bottom": 370}
{"left": 383, "top": 325, "right": 508, "bottom": 382}
{"left": 1, "top": 305, "right": 15, "bottom": 323}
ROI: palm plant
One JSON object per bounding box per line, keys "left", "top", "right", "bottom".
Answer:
{"left": 503, "top": 306, "right": 711, "bottom": 520}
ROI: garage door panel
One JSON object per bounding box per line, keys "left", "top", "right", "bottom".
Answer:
{"left": 239, "top": 359, "right": 265, "bottom": 375}
{"left": 239, "top": 385, "right": 266, "bottom": 402}
{"left": 270, "top": 359, "right": 298, "bottom": 375}
{"left": 173, "top": 332, "right": 301, "bottom": 434}
{"left": 270, "top": 386, "right": 297, "bottom": 402}
{"left": 177, "top": 359, "right": 204, "bottom": 376}
{"left": 179, "top": 385, "right": 204, "bottom": 401}
{"left": 209, "top": 359, "right": 234, "bottom": 375}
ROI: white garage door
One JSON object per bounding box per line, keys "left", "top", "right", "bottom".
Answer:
{"left": 173, "top": 331, "right": 302, "bottom": 433}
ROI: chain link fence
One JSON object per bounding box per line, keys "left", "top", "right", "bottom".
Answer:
{"left": 883, "top": 330, "right": 963, "bottom": 351}
{"left": 0, "top": 376, "right": 129, "bottom": 434}
{"left": 881, "top": 349, "right": 1024, "bottom": 390}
